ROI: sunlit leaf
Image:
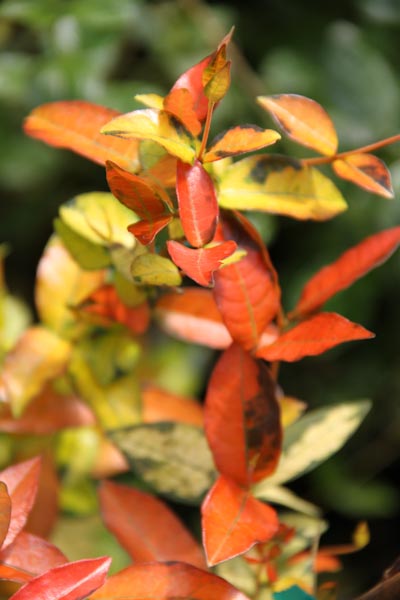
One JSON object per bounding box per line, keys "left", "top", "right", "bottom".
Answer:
{"left": 218, "top": 155, "right": 347, "bottom": 220}
{"left": 9, "top": 556, "right": 111, "bottom": 600}
{"left": 99, "top": 481, "right": 206, "bottom": 568}
{"left": 23, "top": 101, "right": 140, "bottom": 171}
{"left": 155, "top": 288, "right": 232, "bottom": 349}
{"left": 0, "top": 457, "right": 41, "bottom": 550}
{"left": 205, "top": 344, "right": 281, "bottom": 486}
{"left": 35, "top": 236, "right": 105, "bottom": 337}
{"left": 134, "top": 93, "right": 164, "bottom": 110}
{"left": 128, "top": 217, "right": 173, "bottom": 245}
{"left": 142, "top": 385, "right": 203, "bottom": 427}
{"left": 0, "top": 326, "right": 71, "bottom": 417}
{"left": 163, "top": 88, "right": 202, "bottom": 136}
{"left": 204, "top": 62, "right": 231, "bottom": 104}
{"left": 256, "top": 313, "right": 374, "bottom": 362}
{"left": 167, "top": 240, "right": 237, "bottom": 287}
{"left": 131, "top": 253, "right": 182, "bottom": 286}
{"left": 176, "top": 159, "right": 219, "bottom": 248}
{"left": 332, "top": 153, "right": 393, "bottom": 198}
{"left": 101, "top": 109, "right": 197, "bottom": 164}
{"left": 108, "top": 422, "right": 216, "bottom": 504}
{"left": 213, "top": 213, "right": 280, "bottom": 351}
{"left": 201, "top": 475, "right": 278, "bottom": 565}
{"left": 279, "top": 395, "right": 307, "bottom": 428}
{"left": 264, "top": 400, "right": 371, "bottom": 485}
{"left": 91, "top": 561, "right": 250, "bottom": 600}
{"left": 204, "top": 125, "right": 280, "bottom": 162}
{"left": 257, "top": 94, "right": 338, "bottom": 156}
{"left": 291, "top": 226, "right": 400, "bottom": 318}
{"left": 0, "top": 531, "right": 67, "bottom": 579}
{"left": 54, "top": 219, "right": 111, "bottom": 271}
{"left": 0, "top": 483, "right": 11, "bottom": 550}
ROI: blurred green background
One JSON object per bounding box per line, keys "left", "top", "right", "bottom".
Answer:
{"left": 1, "top": 0, "right": 400, "bottom": 596}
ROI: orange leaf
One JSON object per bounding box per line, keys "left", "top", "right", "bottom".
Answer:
{"left": 203, "top": 125, "right": 280, "bottom": 162}
{"left": 163, "top": 88, "right": 202, "bottom": 136}
{"left": 142, "top": 385, "right": 203, "bottom": 427}
{"left": 99, "top": 481, "right": 206, "bottom": 568}
{"left": 176, "top": 159, "right": 219, "bottom": 248}
{"left": 291, "top": 226, "right": 400, "bottom": 318}
{"left": 213, "top": 213, "right": 280, "bottom": 351}
{"left": 205, "top": 344, "right": 281, "bottom": 487}
{"left": 91, "top": 561, "right": 250, "bottom": 600}
{"left": 0, "top": 483, "right": 11, "bottom": 550}
{"left": 257, "top": 94, "right": 338, "bottom": 156}
{"left": 9, "top": 556, "right": 111, "bottom": 600}
{"left": 0, "top": 458, "right": 41, "bottom": 550}
{"left": 332, "top": 153, "right": 393, "bottom": 198}
{"left": 155, "top": 288, "right": 232, "bottom": 349}
{"left": 128, "top": 216, "right": 173, "bottom": 245}
{"left": 201, "top": 475, "right": 278, "bottom": 565}
{"left": 25, "top": 453, "right": 59, "bottom": 538}
{"left": 0, "top": 563, "right": 32, "bottom": 584}
{"left": 0, "top": 531, "right": 67, "bottom": 579}
{"left": 24, "top": 101, "right": 140, "bottom": 171}
{"left": 256, "top": 312, "right": 374, "bottom": 362}
{"left": 167, "top": 240, "right": 237, "bottom": 287}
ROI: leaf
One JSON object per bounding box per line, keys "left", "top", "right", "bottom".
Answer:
{"left": 213, "top": 213, "right": 280, "bottom": 351}
{"left": 273, "top": 586, "right": 315, "bottom": 600}
{"left": 142, "top": 385, "right": 204, "bottom": 427}
{"left": 291, "top": 226, "right": 400, "bottom": 318}
{"left": 9, "top": 556, "right": 111, "bottom": 600}
{"left": 264, "top": 400, "right": 371, "bottom": 485}
{"left": 176, "top": 159, "right": 219, "bottom": 248}
{"left": 128, "top": 216, "right": 173, "bottom": 245}
{"left": 218, "top": 155, "right": 347, "bottom": 220}
{"left": 252, "top": 484, "right": 321, "bottom": 517}
{"left": 101, "top": 109, "right": 197, "bottom": 164}
{"left": 155, "top": 288, "right": 232, "bottom": 349}
{"left": 0, "top": 457, "right": 41, "bottom": 550}
{"left": 257, "top": 94, "right": 338, "bottom": 156}
{"left": 332, "top": 153, "right": 394, "bottom": 198}
{"left": 0, "top": 326, "right": 71, "bottom": 417}
{"left": 163, "top": 88, "right": 202, "bottom": 136}
{"left": 108, "top": 422, "right": 216, "bottom": 504}
{"left": 256, "top": 313, "right": 374, "bottom": 362}
{"left": 131, "top": 253, "right": 182, "bottom": 286}
{"left": 23, "top": 101, "right": 140, "bottom": 171}
{"left": 54, "top": 219, "right": 111, "bottom": 270}
{"left": 167, "top": 240, "right": 237, "bottom": 287}
{"left": 205, "top": 344, "right": 281, "bottom": 487}
{"left": 99, "top": 481, "right": 206, "bottom": 568}
{"left": 91, "top": 561, "right": 250, "bottom": 600}
{"left": 204, "top": 125, "right": 281, "bottom": 162}
{"left": 201, "top": 475, "right": 278, "bottom": 565}
{"left": 0, "top": 483, "right": 11, "bottom": 550}
{"left": 204, "top": 61, "right": 231, "bottom": 103}
{"left": 0, "top": 531, "right": 67, "bottom": 579}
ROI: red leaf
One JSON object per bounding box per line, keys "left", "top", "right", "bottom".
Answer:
{"left": 0, "top": 458, "right": 41, "bottom": 549}
{"left": 205, "top": 344, "right": 281, "bottom": 487}
{"left": 25, "top": 453, "right": 59, "bottom": 538}
{"left": 24, "top": 101, "right": 140, "bottom": 171}
{"left": 176, "top": 159, "right": 219, "bottom": 248}
{"left": 128, "top": 216, "right": 172, "bottom": 245}
{"left": 163, "top": 88, "right": 202, "bottom": 136}
{"left": 0, "top": 531, "right": 67, "bottom": 580}
{"left": 155, "top": 288, "right": 232, "bottom": 349}
{"left": 91, "top": 561, "right": 250, "bottom": 600}
{"left": 256, "top": 313, "right": 374, "bottom": 362}
{"left": 167, "top": 240, "right": 237, "bottom": 287}
{"left": 291, "top": 226, "right": 400, "bottom": 318}
{"left": 142, "top": 385, "right": 204, "bottom": 427}
{"left": 99, "top": 481, "right": 206, "bottom": 568}
{"left": 9, "top": 556, "right": 111, "bottom": 600}
{"left": 0, "top": 483, "right": 11, "bottom": 550}
{"left": 213, "top": 213, "right": 280, "bottom": 351}
{"left": 332, "top": 153, "right": 393, "bottom": 198}
{"left": 201, "top": 475, "right": 278, "bottom": 566}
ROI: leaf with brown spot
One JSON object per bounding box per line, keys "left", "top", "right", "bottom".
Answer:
{"left": 332, "top": 153, "right": 393, "bottom": 198}
{"left": 257, "top": 94, "right": 338, "bottom": 156}
{"left": 167, "top": 240, "right": 237, "bottom": 287}
{"left": 163, "top": 88, "right": 202, "bottom": 136}
{"left": 203, "top": 125, "right": 280, "bottom": 162}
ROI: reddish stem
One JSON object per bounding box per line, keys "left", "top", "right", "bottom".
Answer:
{"left": 197, "top": 101, "right": 215, "bottom": 161}
{"left": 301, "top": 133, "right": 400, "bottom": 166}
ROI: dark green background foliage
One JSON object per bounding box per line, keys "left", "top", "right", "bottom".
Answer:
{"left": 1, "top": 0, "right": 400, "bottom": 595}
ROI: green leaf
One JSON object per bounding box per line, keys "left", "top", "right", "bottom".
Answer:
{"left": 54, "top": 219, "right": 111, "bottom": 270}
{"left": 218, "top": 155, "right": 347, "bottom": 220}
{"left": 262, "top": 400, "right": 370, "bottom": 485}
{"left": 273, "top": 586, "right": 315, "bottom": 600}
{"left": 108, "top": 422, "right": 216, "bottom": 504}
{"left": 253, "top": 484, "right": 321, "bottom": 517}
{"left": 131, "top": 253, "right": 182, "bottom": 286}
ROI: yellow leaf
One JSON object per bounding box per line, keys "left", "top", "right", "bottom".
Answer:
{"left": 101, "top": 109, "right": 197, "bottom": 164}
{"left": 203, "top": 125, "right": 280, "bottom": 162}
{"left": 279, "top": 395, "right": 307, "bottom": 428}
{"left": 352, "top": 521, "right": 370, "bottom": 549}
{"left": 218, "top": 155, "right": 347, "bottom": 220}
{"left": 131, "top": 254, "right": 182, "bottom": 287}
{"left": 134, "top": 94, "right": 164, "bottom": 110}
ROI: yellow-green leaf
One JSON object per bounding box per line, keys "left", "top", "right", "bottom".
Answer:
{"left": 134, "top": 94, "right": 164, "bottom": 110}
{"left": 218, "top": 155, "right": 347, "bottom": 220}
{"left": 108, "top": 422, "right": 216, "bottom": 504}
{"left": 204, "top": 62, "right": 231, "bottom": 104}
{"left": 101, "top": 109, "right": 197, "bottom": 164}
{"left": 54, "top": 219, "right": 111, "bottom": 270}
{"left": 131, "top": 254, "right": 182, "bottom": 286}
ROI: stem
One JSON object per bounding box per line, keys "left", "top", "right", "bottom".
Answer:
{"left": 197, "top": 101, "right": 215, "bottom": 161}
{"left": 301, "top": 133, "right": 400, "bottom": 166}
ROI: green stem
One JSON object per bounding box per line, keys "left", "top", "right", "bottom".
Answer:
{"left": 301, "top": 133, "right": 400, "bottom": 166}
{"left": 197, "top": 101, "right": 215, "bottom": 161}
